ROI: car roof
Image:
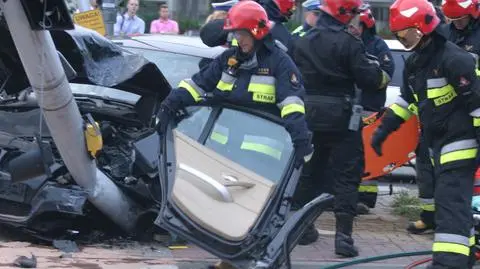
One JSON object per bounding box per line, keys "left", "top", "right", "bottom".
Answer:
{"left": 384, "top": 39, "right": 407, "bottom": 51}
{"left": 112, "top": 34, "right": 226, "bottom": 59}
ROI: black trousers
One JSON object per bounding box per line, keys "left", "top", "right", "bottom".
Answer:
{"left": 292, "top": 129, "right": 364, "bottom": 216}
{"left": 416, "top": 133, "right": 436, "bottom": 226}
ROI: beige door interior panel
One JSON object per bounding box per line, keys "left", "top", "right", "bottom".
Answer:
{"left": 172, "top": 130, "right": 277, "bottom": 241}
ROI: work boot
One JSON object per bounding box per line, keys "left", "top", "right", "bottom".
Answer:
{"left": 335, "top": 213, "right": 359, "bottom": 258}
{"left": 406, "top": 220, "right": 434, "bottom": 234}
{"left": 356, "top": 202, "right": 370, "bottom": 215}
{"left": 298, "top": 223, "right": 319, "bottom": 245}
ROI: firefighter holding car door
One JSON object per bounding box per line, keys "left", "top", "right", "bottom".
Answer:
{"left": 158, "top": 4, "right": 312, "bottom": 268}
{"left": 355, "top": 8, "right": 395, "bottom": 215}
{"left": 292, "top": 0, "right": 391, "bottom": 257}
{"left": 371, "top": 0, "right": 480, "bottom": 267}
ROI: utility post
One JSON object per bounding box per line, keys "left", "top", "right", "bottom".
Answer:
{"left": 101, "top": 0, "right": 117, "bottom": 37}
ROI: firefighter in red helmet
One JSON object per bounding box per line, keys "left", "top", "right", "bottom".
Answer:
{"left": 157, "top": 5, "right": 312, "bottom": 268}
{"left": 371, "top": 0, "right": 480, "bottom": 267}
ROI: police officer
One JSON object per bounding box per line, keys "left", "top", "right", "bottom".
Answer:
{"left": 356, "top": 8, "right": 395, "bottom": 215}
{"left": 372, "top": 0, "right": 480, "bottom": 267}
{"left": 200, "top": 0, "right": 296, "bottom": 56}
{"left": 291, "top": 0, "right": 321, "bottom": 39}
{"left": 293, "top": 0, "right": 391, "bottom": 257}
{"left": 206, "top": 0, "right": 238, "bottom": 23}
{"left": 407, "top": 0, "right": 480, "bottom": 235}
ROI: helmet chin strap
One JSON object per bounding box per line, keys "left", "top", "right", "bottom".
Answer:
{"left": 414, "top": 35, "right": 433, "bottom": 51}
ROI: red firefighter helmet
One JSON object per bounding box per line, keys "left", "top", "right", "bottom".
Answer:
{"left": 389, "top": 0, "right": 440, "bottom": 50}
{"left": 360, "top": 8, "right": 376, "bottom": 28}
{"left": 224, "top": 1, "right": 272, "bottom": 40}
{"left": 441, "top": 0, "right": 480, "bottom": 20}
{"left": 320, "top": 0, "right": 367, "bottom": 25}
{"left": 273, "top": 0, "right": 296, "bottom": 17}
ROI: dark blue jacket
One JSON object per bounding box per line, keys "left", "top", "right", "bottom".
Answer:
{"left": 361, "top": 30, "right": 395, "bottom": 112}
{"left": 163, "top": 36, "right": 311, "bottom": 148}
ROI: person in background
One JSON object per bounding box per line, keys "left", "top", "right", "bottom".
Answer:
{"left": 355, "top": 8, "right": 395, "bottom": 215}
{"left": 291, "top": 0, "right": 321, "bottom": 39}
{"left": 150, "top": 4, "right": 179, "bottom": 34}
{"left": 114, "top": 0, "right": 145, "bottom": 36}
{"left": 206, "top": 0, "right": 238, "bottom": 23}
{"left": 90, "top": 0, "right": 102, "bottom": 9}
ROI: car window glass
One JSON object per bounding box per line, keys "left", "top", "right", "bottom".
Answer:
{"left": 204, "top": 108, "right": 293, "bottom": 183}
{"left": 175, "top": 106, "right": 212, "bottom": 141}
{"left": 390, "top": 50, "right": 412, "bottom": 87}
{"left": 124, "top": 47, "right": 201, "bottom": 87}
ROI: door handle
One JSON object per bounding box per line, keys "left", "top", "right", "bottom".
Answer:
{"left": 222, "top": 174, "right": 255, "bottom": 188}
{"left": 179, "top": 163, "right": 233, "bottom": 203}
{"left": 223, "top": 181, "right": 255, "bottom": 188}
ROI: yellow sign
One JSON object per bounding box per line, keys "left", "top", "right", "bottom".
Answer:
{"left": 73, "top": 10, "right": 106, "bottom": 36}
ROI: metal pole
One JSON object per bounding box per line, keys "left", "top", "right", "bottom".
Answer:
{"left": 0, "top": 0, "right": 139, "bottom": 232}
{"left": 101, "top": 0, "right": 117, "bottom": 37}
{"left": 77, "top": 0, "right": 91, "bottom": 12}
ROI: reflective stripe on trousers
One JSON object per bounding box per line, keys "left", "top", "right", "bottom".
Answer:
{"left": 439, "top": 139, "right": 478, "bottom": 165}
{"left": 433, "top": 233, "right": 471, "bottom": 256}
{"left": 420, "top": 198, "right": 435, "bottom": 212}
{"left": 358, "top": 180, "right": 378, "bottom": 193}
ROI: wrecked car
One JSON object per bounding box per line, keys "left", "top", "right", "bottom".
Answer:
{"left": 0, "top": 22, "right": 333, "bottom": 268}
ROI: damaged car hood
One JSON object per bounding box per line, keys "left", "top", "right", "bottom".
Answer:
{"left": 0, "top": 22, "right": 171, "bottom": 99}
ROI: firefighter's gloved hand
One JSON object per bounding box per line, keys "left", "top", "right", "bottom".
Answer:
{"left": 371, "top": 127, "right": 389, "bottom": 157}
{"left": 156, "top": 103, "right": 176, "bottom": 135}
{"left": 294, "top": 142, "right": 314, "bottom": 169}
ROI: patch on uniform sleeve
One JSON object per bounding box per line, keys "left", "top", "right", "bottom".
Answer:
{"left": 290, "top": 73, "right": 299, "bottom": 86}
{"left": 459, "top": 76, "right": 471, "bottom": 87}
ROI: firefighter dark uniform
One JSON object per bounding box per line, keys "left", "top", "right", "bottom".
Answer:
{"left": 293, "top": 0, "right": 391, "bottom": 257}
{"left": 200, "top": 0, "right": 296, "bottom": 57}
{"left": 158, "top": 1, "right": 313, "bottom": 174}
{"left": 291, "top": 0, "right": 320, "bottom": 39}
{"left": 373, "top": 0, "right": 480, "bottom": 267}
{"left": 407, "top": 0, "right": 480, "bottom": 235}
{"left": 356, "top": 8, "right": 395, "bottom": 214}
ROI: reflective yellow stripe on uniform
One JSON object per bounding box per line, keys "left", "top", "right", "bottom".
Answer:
{"left": 240, "top": 135, "right": 284, "bottom": 160}
{"left": 426, "top": 78, "right": 457, "bottom": 106}
{"left": 216, "top": 72, "right": 236, "bottom": 92}
{"left": 468, "top": 52, "right": 480, "bottom": 76}
{"left": 470, "top": 108, "right": 480, "bottom": 127}
{"left": 358, "top": 180, "right": 378, "bottom": 193}
{"left": 390, "top": 96, "right": 412, "bottom": 120}
{"left": 433, "top": 233, "right": 471, "bottom": 256}
{"left": 278, "top": 96, "right": 305, "bottom": 118}
{"left": 439, "top": 139, "right": 478, "bottom": 165}
{"left": 248, "top": 75, "right": 276, "bottom": 104}
{"left": 408, "top": 103, "right": 418, "bottom": 115}
{"left": 420, "top": 198, "right": 435, "bottom": 212}
{"left": 292, "top": 25, "right": 304, "bottom": 35}
{"left": 178, "top": 79, "right": 205, "bottom": 102}
{"left": 210, "top": 124, "right": 229, "bottom": 145}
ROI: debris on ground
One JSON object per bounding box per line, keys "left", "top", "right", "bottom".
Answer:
{"left": 52, "top": 240, "right": 79, "bottom": 253}
{"left": 13, "top": 254, "right": 37, "bottom": 268}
